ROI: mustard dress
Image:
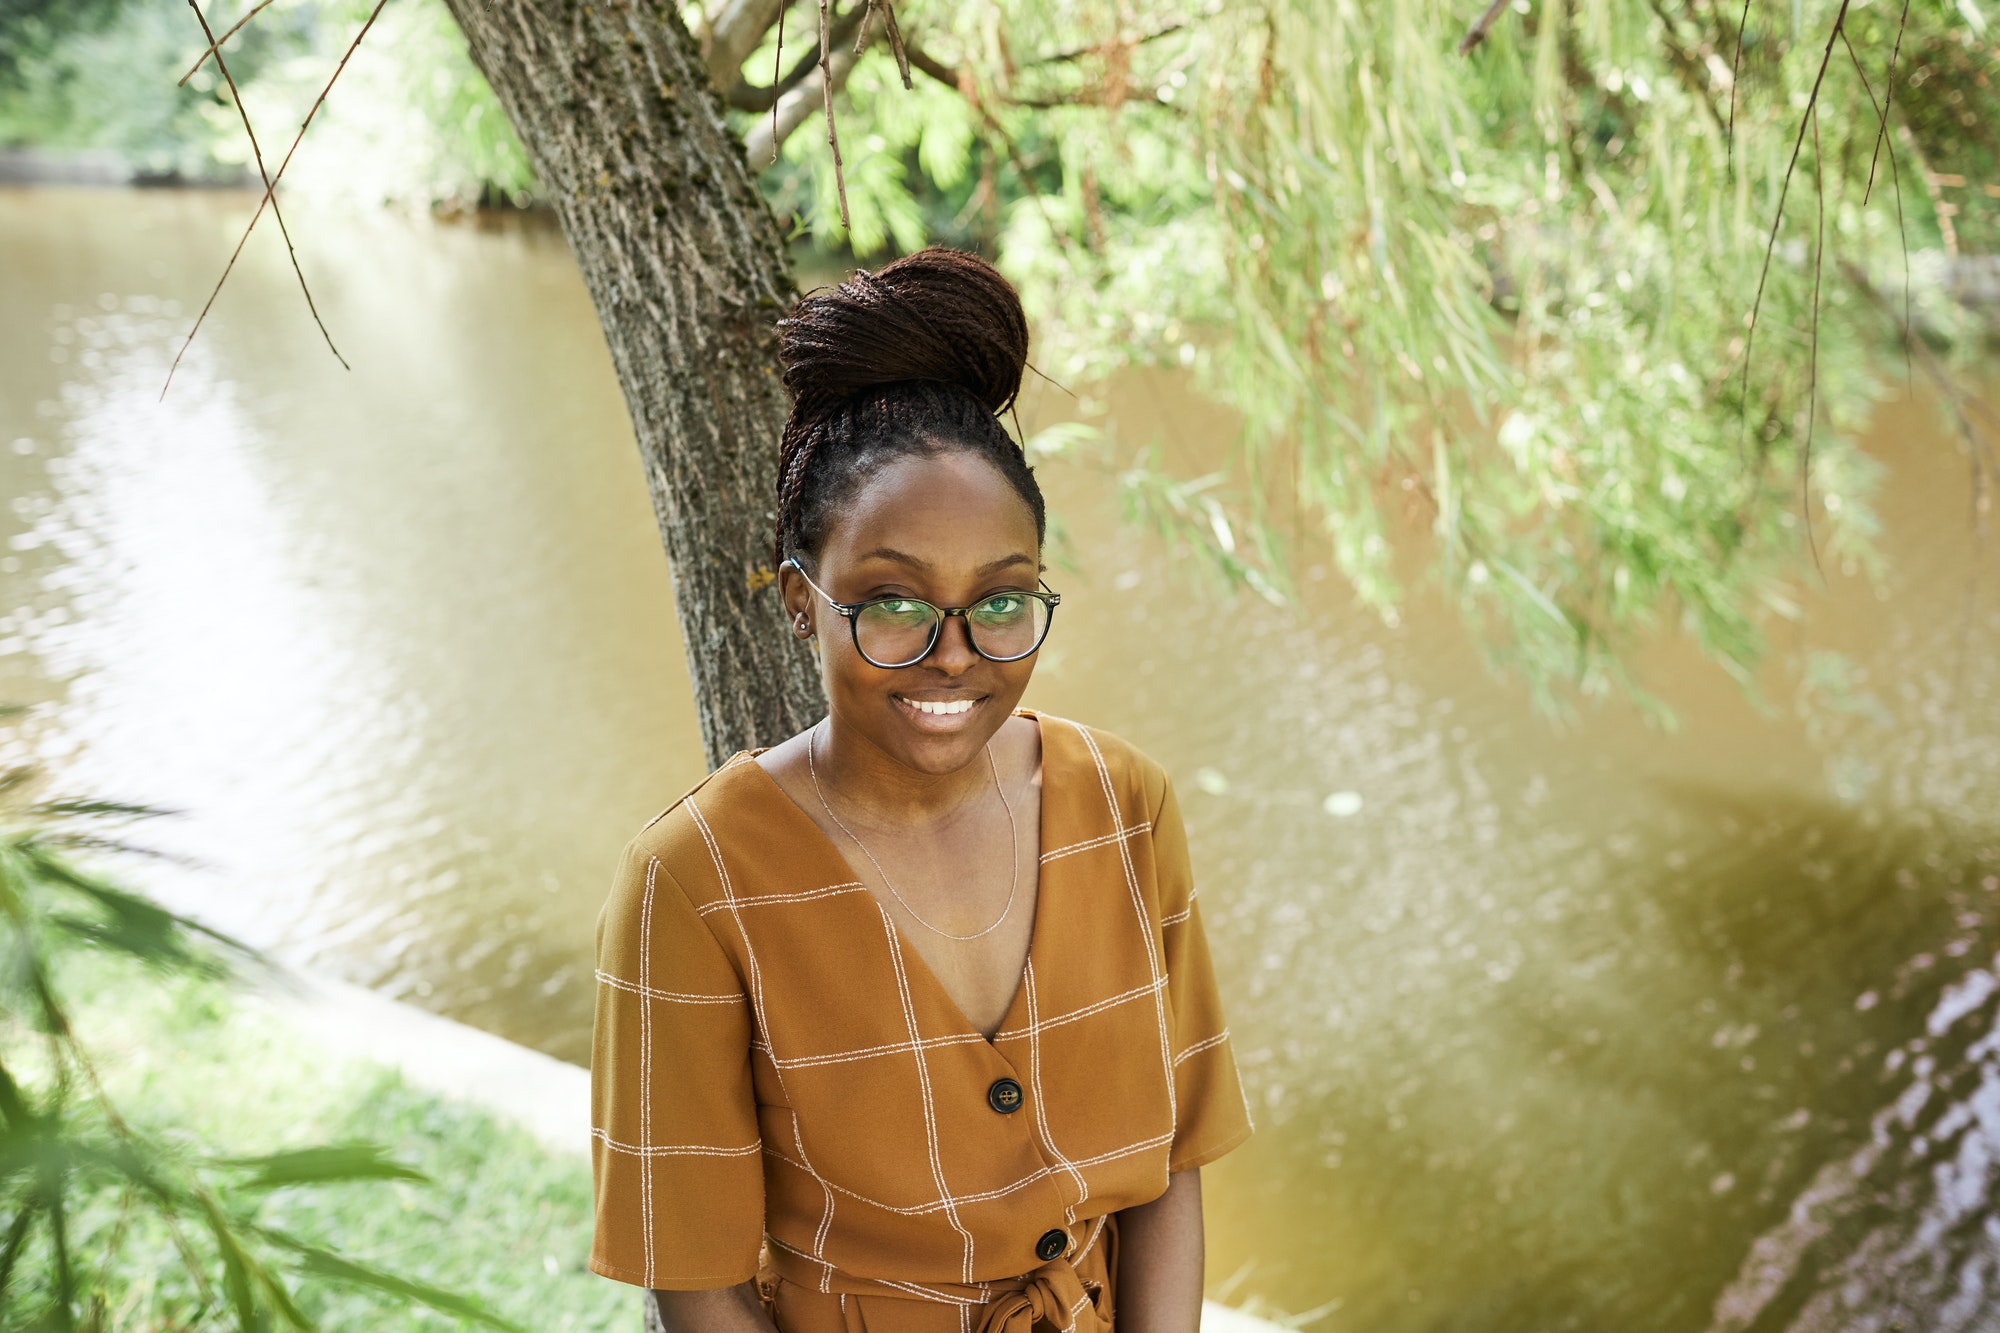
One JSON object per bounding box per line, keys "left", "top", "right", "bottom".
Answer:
{"left": 589, "top": 712, "right": 1253, "bottom": 1333}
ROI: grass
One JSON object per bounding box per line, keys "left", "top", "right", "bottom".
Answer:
{"left": 45, "top": 949, "right": 631, "bottom": 1332}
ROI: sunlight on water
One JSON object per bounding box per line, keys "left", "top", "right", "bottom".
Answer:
{"left": 2, "top": 187, "right": 1997, "bottom": 1330}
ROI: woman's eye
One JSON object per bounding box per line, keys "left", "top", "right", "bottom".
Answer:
{"left": 976, "top": 594, "right": 1025, "bottom": 619}
{"left": 877, "top": 599, "right": 930, "bottom": 619}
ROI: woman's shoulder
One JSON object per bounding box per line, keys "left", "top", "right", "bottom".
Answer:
{"left": 617, "top": 753, "right": 776, "bottom": 902}
{"left": 1027, "top": 710, "right": 1172, "bottom": 822}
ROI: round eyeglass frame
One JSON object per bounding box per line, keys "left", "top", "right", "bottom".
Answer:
{"left": 785, "top": 559, "right": 1061, "bottom": 669}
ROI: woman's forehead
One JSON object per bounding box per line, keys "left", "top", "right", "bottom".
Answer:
{"left": 824, "top": 452, "right": 1039, "bottom": 566}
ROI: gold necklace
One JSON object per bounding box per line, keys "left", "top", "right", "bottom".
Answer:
{"left": 806, "top": 720, "right": 1020, "bottom": 942}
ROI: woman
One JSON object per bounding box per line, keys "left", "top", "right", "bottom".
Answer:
{"left": 588, "top": 249, "right": 1252, "bottom": 1333}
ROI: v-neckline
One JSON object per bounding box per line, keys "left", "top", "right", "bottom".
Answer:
{"left": 742, "top": 710, "right": 1052, "bottom": 1051}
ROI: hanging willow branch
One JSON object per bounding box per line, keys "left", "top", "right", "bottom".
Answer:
{"left": 164, "top": 0, "right": 391, "bottom": 398}
{"left": 178, "top": 0, "right": 278, "bottom": 85}
{"left": 169, "top": 0, "right": 348, "bottom": 396}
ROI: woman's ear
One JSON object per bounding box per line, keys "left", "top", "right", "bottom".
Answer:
{"left": 777, "top": 559, "right": 816, "bottom": 640}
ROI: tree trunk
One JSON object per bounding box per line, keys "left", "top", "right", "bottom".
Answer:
{"left": 438, "top": 0, "right": 822, "bottom": 767}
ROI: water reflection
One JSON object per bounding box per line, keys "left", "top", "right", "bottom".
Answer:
{"left": 3, "top": 187, "right": 1997, "bottom": 1328}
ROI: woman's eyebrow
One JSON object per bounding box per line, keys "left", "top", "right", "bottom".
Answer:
{"left": 854, "top": 548, "right": 1037, "bottom": 577}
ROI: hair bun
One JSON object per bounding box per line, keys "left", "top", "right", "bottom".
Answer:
{"left": 779, "top": 247, "right": 1029, "bottom": 422}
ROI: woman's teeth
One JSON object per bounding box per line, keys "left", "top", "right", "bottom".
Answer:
{"left": 904, "top": 698, "right": 976, "bottom": 716}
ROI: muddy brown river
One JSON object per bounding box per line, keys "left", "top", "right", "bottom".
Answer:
{"left": 3, "top": 187, "right": 1998, "bottom": 1331}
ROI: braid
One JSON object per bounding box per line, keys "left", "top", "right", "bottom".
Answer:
{"left": 773, "top": 249, "right": 1044, "bottom": 571}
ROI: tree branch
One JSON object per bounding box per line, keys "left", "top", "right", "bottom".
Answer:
{"left": 165, "top": 0, "right": 388, "bottom": 397}
{"left": 904, "top": 40, "right": 960, "bottom": 90}
{"left": 741, "top": 14, "right": 863, "bottom": 167}
{"left": 1029, "top": 17, "right": 1198, "bottom": 67}
{"left": 703, "top": 0, "right": 787, "bottom": 88}
{"left": 169, "top": 0, "right": 346, "bottom": 396}
{"left": 1457, "top": 0, "right": 1513, "bottom": 56}
{"left": 816, "top": 0, "right": 849, "bottom": 227}
{"left": 726, "top": 3, "right": 860, "bottom": 112}
{"left": 177, "top": 0, "right": 276, "bottom": 86}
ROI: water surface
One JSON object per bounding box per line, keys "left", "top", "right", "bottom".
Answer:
{"left": 3, "top": 187, "right": 1998, "bottom": 1330}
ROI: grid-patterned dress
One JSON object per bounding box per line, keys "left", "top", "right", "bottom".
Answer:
{"left": 589, "top": 711, "right": 1253, "bottom": 1332}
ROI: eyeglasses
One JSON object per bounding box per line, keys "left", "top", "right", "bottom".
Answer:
{"left": 785, "top": 560, "right": 1060, "bottom": 669}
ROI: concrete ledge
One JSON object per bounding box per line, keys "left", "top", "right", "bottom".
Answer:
{"left": 259, "top": 969, "right": 591, "bottom": 1159}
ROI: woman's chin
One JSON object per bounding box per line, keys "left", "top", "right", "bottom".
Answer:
{"left": 879, "top": 697, "right": 1009, "bottom": 773}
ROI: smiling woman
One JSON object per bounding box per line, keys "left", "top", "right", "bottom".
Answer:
{"left": 584, "top": 249, "right": 1253, "bottom": 1333}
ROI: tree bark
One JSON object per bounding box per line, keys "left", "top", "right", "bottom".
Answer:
{"left": 437, "top": 0, "right": 823, "bottom": 767}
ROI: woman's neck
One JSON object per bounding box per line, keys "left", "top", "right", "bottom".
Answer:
{"left": 810, "top": 714, "right": 998, "bottom": 830}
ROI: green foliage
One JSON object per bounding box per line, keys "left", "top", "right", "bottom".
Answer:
{"left": 746, "top": 0, "right": 1997, "bottom": 713}
{"left": 0, "top": 0, "right": 317, "bottom": 180}
{"left": 0, "top": 768, "right": 523, "bottom": 1331}
{"left": 0, "top": 0, "right": 535, "bottom": 203}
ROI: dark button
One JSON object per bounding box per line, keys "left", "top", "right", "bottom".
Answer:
{"left": 988, "top": 1077, "right": 1024, "bottom": 1115}
{"left": 1035, "top": 1228, "right": 1067, "bottom": 1262}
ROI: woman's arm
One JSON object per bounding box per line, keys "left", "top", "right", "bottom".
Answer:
{"left": 1114, "top": 1167, "right": 1205, "bottom": 1333}
{"left": 650, "top": 1282, "right": 780, "bottom": 1333}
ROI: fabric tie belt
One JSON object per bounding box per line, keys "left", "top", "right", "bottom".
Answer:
{"left": 971, "top": 1254, "right": 1111, "bottom": 1333}
{"left": 760, "top": 1214, "right": 1119, "bottom": 1333}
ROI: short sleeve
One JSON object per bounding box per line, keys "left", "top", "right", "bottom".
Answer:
{"left": 1151, "top": 776, "right": 1255, "bottom": 1172}
{"left": 589, "top": 836, "right": 764, "bottom": 1289}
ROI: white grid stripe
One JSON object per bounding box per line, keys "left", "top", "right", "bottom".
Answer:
{"left": 594, "top": 1128, "right": 760, "bottom": 1158}
{"left": 686, "top": 794, "right": 840, "bottom": 1291}
{"left": 1173, "top": 1028, "right": 1231, "bottom": 1067}
{"left": 1037, "top": 826, "right": 1146, "bottom": 864}
{"left": 1067, "top": 718, "right": 1178, "bottom": 1126}
{"left": 880, "top": 908, "right": 979, "bottom": 1282}
{"left": 595, "top": 970, "right": 741, "bottom": 1005}
{"left": 637, "top": 856, "right": 658, "bottom": 1281}
{"left": 994, "top": 977, "right": 1166, "bottom": 1042}
{"left": 754, "top": 1030, "right": 991, "bottom": 1068}
{"left": 1022, "top": 959, "right": 1087, "bottom": 1225}
{"left": 762, "top": 1130, "right": 1174, "bottom": 1216}
{"left": 694, "top": 880, "right": 868, "bottom": 915}
{"left": 747, "top": 977, "right": 1167, "bottom": 1069}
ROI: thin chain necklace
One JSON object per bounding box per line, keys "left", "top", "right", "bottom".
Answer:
{"left": 807, "top": 720, "right": 1020, "bottom": 942}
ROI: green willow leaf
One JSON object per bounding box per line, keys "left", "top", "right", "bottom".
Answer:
{"left": 218, "top": 1144, "right": 430, "bottom": 1191}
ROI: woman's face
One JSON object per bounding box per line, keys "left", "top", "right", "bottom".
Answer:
{"left": 783, "top": 450, "right": 1043, "bottom": 778}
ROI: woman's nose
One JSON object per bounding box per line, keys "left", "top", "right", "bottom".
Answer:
{"left": 924, "top": 613, "right": 979, "bottom": 673}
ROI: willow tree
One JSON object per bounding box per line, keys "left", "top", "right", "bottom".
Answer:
{"left": 771, "top": 0, "right": 1995, "bottom": 714}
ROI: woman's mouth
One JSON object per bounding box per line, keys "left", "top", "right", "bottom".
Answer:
{"left": 894, "top": 694, "right": 984, "bottom": 722}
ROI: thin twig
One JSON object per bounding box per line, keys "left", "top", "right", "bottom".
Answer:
{"left": 853, "top": 0, "right": 875, "bottom": 55}
{"left": 1728, "top": 0, "right": 1752, "bottom": 174}
{"left": 1031, "top": 17, "right": 1198, "bottom": 66}
{"left": 164, "top": 0, "right": 388, "bottom": 399}
{"left": 817, "top": 0, "right": 850, "bottom": 228}
{"left": 1839, "top": 24, "right": 1913, "bottom": 384}
{"left": 175, "top": 0, "right": 346, "bottom": 386}
{"left": 906, "top": 47, "right": 1072, "bottom": 251}
{"left": 1862, "top": 0, "right": 1910, "bottom": 205}
{"left": 877, "top": 0, "right": 912, "bottom": 90}
{"left": 178, "top": 0, "right": 278, "bottom": 85}
{"left": 1457, "top": 0, "right": 1513, "bottom": 56}
{"left": 1735, "top": 0, "right": 1850, "bottom": 459}
{"left": 1803, "top": 98, "right": 1825, "bottom": 575}
{"left": 770, "top": 1, "right": 784, "bottom": 163}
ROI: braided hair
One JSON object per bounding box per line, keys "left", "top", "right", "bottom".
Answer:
{"left": 774, "top": 248, "right": 1046, "bottom": 571}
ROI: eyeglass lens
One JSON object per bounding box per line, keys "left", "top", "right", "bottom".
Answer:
{"left": 854, "top": 593, "right": 1052, "bottom": 667}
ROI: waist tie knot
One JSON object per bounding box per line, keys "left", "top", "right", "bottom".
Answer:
{"left": 760, "top": 1214, "right": 1119, "bottom": 1333}
{"left": 973, "top": 1256, "right": 1111, "bottom": 1333}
